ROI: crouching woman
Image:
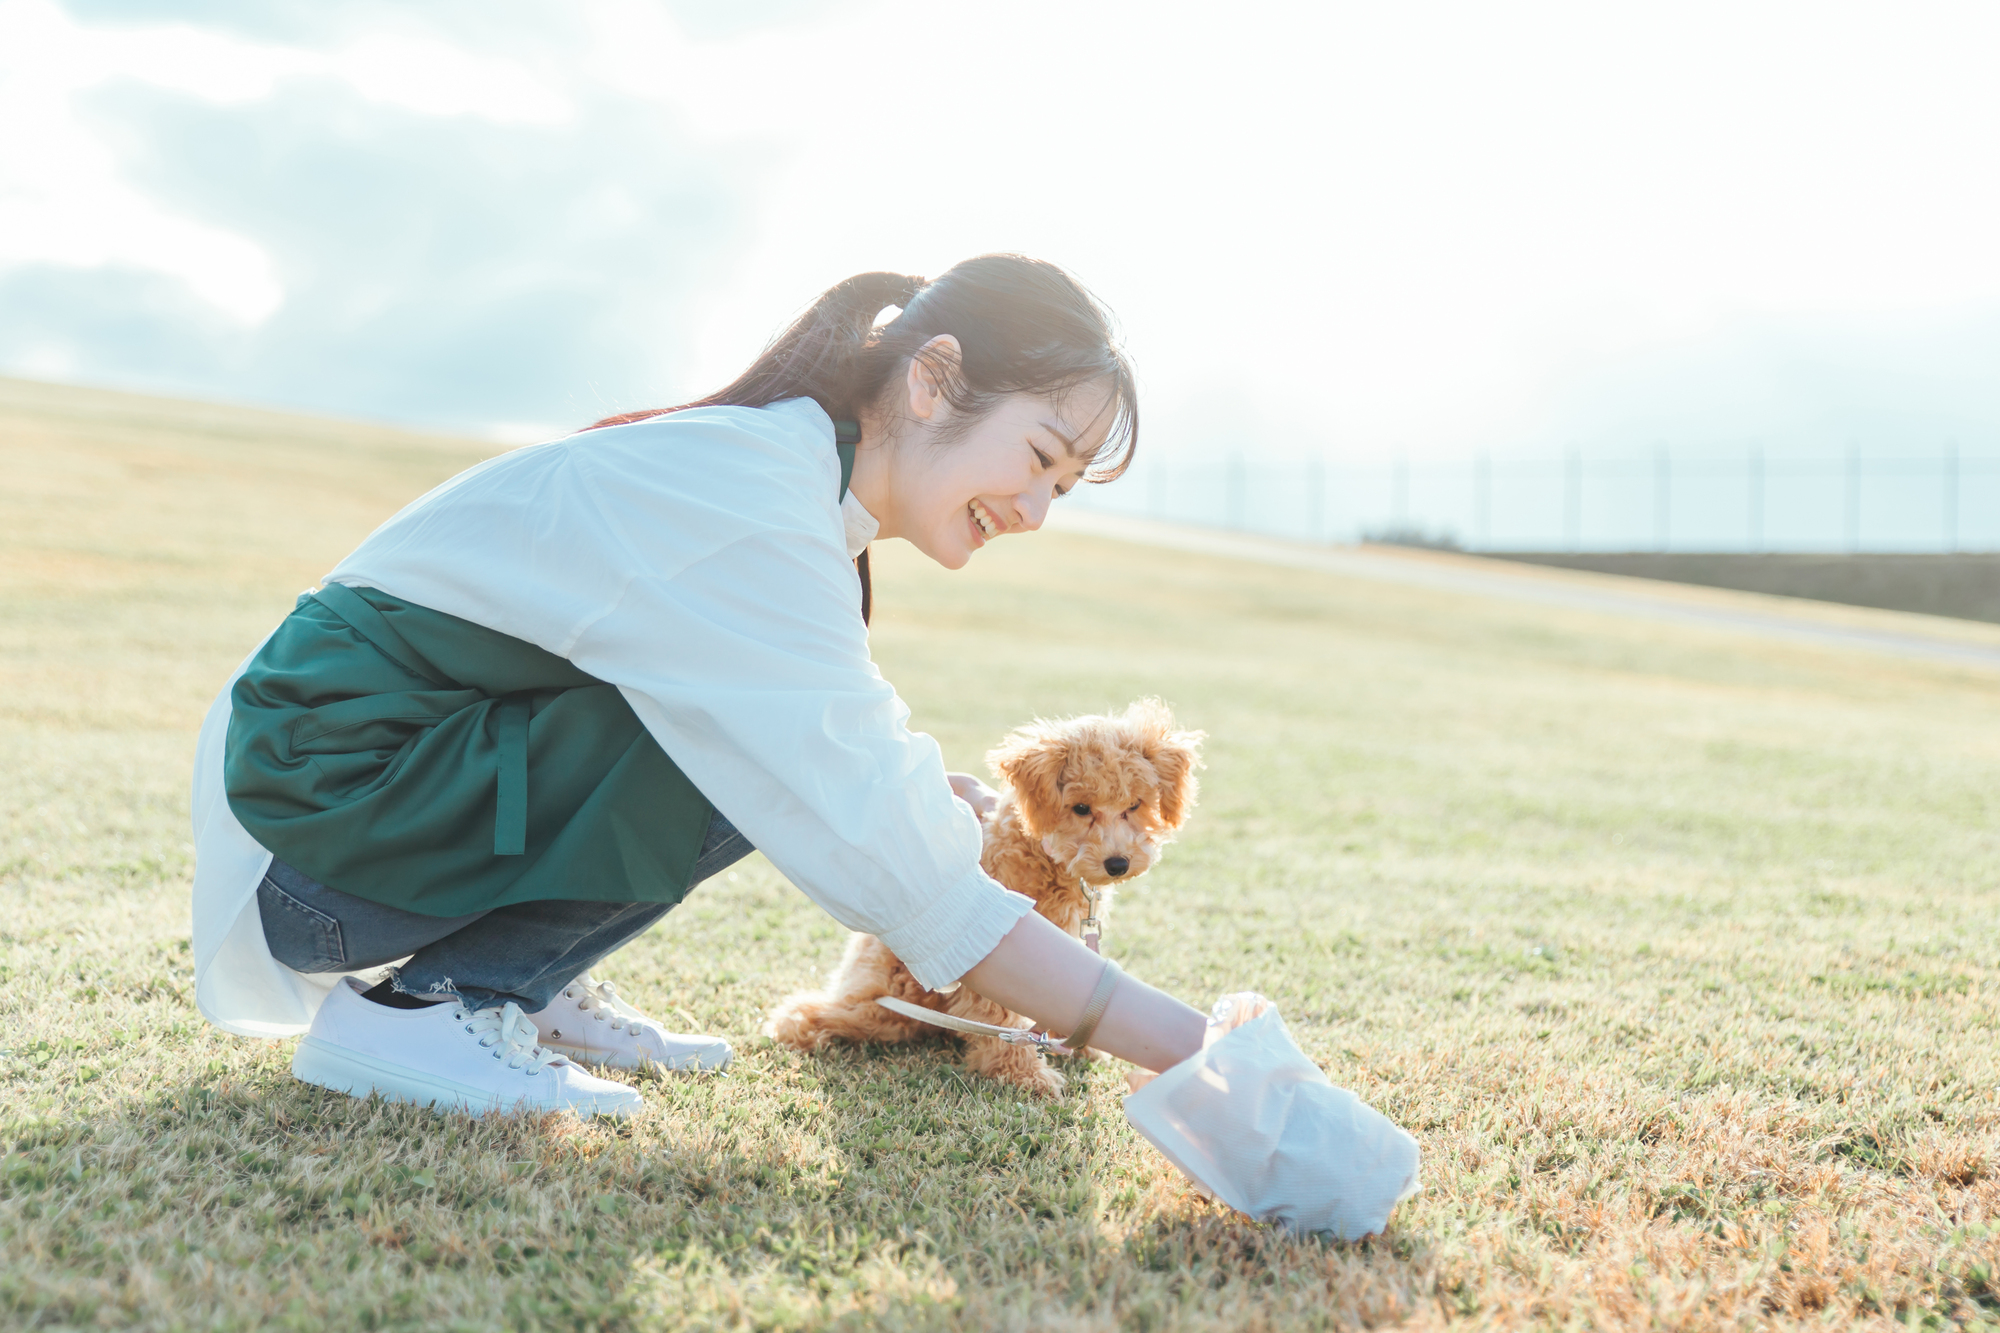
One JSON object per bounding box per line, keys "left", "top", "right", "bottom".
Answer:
{"left": 189, "top": 254, "right": 1211, "bottom": 1119}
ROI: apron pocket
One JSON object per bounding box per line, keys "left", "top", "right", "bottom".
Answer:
{"left": 290, "top": 689, "right": 485, "bottom": 752}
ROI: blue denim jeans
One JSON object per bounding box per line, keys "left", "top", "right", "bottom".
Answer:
{"left": 256, "top": 809, "right": 755, "bottom": 1011}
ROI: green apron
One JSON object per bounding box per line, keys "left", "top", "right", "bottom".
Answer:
{"left": 223, "top": 419, "right": 863, "bottom": 918}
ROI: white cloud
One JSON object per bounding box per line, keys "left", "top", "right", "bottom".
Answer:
{"left": 0, "top": 0, "right": 570, "bottom": 325}
{"left": 326, "top": 33, "right": 570, "bottom": 124}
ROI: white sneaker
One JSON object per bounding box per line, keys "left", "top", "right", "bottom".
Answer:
{"left": 526, "top": 973, "right": 733, "bottom": 1072}
{"left": 292, "top": 977, "right": 644, "bottom": 1118}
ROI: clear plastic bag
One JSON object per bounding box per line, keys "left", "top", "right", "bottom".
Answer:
{"left": 1122, "top": 993, "right": 1421, "bottom": 1238}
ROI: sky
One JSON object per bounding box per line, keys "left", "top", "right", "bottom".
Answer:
{"left": 7, "top": 0, "right": 2000, "bottom": 476}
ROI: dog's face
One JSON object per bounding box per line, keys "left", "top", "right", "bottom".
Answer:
{"left": 987, "top": 698, "right": 1204, "bottom": 887}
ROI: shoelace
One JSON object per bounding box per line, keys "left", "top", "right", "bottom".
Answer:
{"left": 455, "top": 1001, "right": 562, "bottom": 1073}
{"left": 564, "top": 974, "right": 647, "bottom": 1033}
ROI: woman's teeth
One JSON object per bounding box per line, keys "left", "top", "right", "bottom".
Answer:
{"left": 969, "top": 500, "right": 999, "bottom": 538}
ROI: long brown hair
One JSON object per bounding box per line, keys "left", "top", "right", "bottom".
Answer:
{"left": 586, "top": 253, "right": 1138, "bottom": 479}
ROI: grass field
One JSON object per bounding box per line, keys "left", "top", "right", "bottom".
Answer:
{"left": 2, "top": 374, "right": 1998, "bottom": 1332}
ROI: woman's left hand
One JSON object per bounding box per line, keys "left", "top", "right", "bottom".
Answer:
{"left": 947, "top": 772, "right": 999, "bottom": 821}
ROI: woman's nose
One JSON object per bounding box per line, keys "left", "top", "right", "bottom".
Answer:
{"left": 1015, "top": 490, "right": 1051, "bottom": 531}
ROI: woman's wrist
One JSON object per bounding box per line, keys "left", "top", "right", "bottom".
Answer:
{"left": 960, "top": 911, "right": 1204, "bottom": 1072}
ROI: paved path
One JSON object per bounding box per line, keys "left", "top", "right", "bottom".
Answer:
{"left": 1049, "top": 511, "right": 2000, "bottom": 673}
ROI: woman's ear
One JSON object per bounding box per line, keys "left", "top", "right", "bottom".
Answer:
{"left": 987, "top": 725, "right": 1068, "bottom": 835}
{"left": 905, "top": 335, "right": 961, "bottom": 421}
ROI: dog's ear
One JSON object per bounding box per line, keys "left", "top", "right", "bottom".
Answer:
{"left": 1151, "top": 732, "right": 1205, "bottom": 829}
{"left": 987, "top": 725, "right": 1069, "bottom": 835}
{"left": 1127, "top": 699, "right": 1205, "bottom": 829}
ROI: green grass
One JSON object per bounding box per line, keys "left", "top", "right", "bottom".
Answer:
{"left": 2, "top": 374, "right": 1998, "bottom": 1330}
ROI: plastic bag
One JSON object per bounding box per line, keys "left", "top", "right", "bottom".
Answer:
{"left": 1121, "top": 993, "right": 1420, "bottom": 1238}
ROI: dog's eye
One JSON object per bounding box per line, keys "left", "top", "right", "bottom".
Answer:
{"left": 1125, "top": 802, "right": 1142, "bottom": 816}
{"left": 1071, "top": 803, "right": 1091, "bottom": 817}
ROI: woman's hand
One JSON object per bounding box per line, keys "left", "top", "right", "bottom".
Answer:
{"left": 947, "top": 772, "right": 999, "bottom": 822}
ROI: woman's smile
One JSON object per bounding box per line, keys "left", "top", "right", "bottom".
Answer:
{"left": 969, "top": 497, "right": 1006, "bottom": 544}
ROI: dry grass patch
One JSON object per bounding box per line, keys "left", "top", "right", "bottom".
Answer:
{"left": 2, "top": 376, "right": 1997, "bottom": 1330}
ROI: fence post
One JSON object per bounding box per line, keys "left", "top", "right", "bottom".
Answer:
{"left": 1944, "top": 442, "right": 1959, "bottom": 553}
{"left": 1227, "top": 452, "right": 1246, "bottom": 530}
{"left": 1564, "top": 445, "right": 1581, "bottom": 551}
{"left": 1653, "top": 444, "right": 1670, "bottom": 552}
{"left": 1845, "top": 443, "right": 1860, "bottom": 552}
{"left": 1475, "top": 451, "right": 1491, "bottom": 549}
{"left": 1748, "top": 444, "right": 1763, "bottom": 552}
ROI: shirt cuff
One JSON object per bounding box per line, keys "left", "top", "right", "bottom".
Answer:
{"left": 875, "top": 866, "right": 1037, "bottom": 992}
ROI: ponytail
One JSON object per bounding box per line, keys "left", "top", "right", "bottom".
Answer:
{"left": 584, "top": 254, "right": 1137, "bottom": 480}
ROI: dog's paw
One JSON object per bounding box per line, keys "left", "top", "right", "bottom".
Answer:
{"left": 1019, "top": 1061, "right": 1068, "bottom": 1098}
{"left": 985, "top": 1055, "right": 1066, "bottom": 1099}
{"left": 964, "top": 1037, "right": 1068, "bottom": 1097}
{"left": 763, "top": 994, "right": 829, "bottom": 1052}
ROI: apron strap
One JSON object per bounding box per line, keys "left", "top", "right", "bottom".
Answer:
{"left": 308, "top": 582, "right": 442, "bottom": 686}
{"left": 494, "top": 694, "right": 530, "bottom": 856}
{"left": 833, "top": 418, "right": 859, "bottom": 499}
{"left": 831, "top": 419, "right": 870, "bottom": 624}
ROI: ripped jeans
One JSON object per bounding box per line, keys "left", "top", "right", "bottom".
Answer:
{"left": 255, "top": 809, "right": 755, "bottom": 1012}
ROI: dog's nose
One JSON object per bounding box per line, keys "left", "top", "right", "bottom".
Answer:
{"left": 1103, "top": 856, "right": 1130, "bottom": 877}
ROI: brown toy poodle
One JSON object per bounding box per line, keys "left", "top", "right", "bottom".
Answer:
{"left": 766, "top": 699, "right": 1204, "bottom": 1096}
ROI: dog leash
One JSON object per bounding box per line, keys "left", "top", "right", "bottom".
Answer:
{"left": 875, "top": 957, "right": 1123, "bottom": 1057}
{"left": 1082, "top": 886, "right": 1103, "bottom": 954}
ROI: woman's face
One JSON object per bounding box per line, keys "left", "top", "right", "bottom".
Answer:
{"left": 878, "top": 350, "right": 1117, "bottom": 571}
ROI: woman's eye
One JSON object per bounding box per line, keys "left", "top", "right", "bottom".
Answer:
{"left": 1053, "top": 481, "right": 1072, "bottom": 499}
{"left": 1071, "top": 803, "right": 1091, "bottom": 817}
{"left": 1031, "top": 444, "right": 1054, "bottom": 470}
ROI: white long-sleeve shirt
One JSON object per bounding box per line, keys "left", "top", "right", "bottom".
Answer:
{"left": 190, "top": 397, "right": 1033, "bottom": 1037}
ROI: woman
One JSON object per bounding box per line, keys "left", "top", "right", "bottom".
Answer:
{"left": 190, "top": 254, "right": 1211, "bottom": 1116}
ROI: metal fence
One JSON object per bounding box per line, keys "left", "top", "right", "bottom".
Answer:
{"left": 1068, "top": 447, "right": 2000, "bottom": 552}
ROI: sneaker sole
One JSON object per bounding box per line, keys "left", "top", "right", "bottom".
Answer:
{"left": 541, "top": 1041, "right": 733, "bottom": 1073}
{"left": 293, "top": 1037, "right": 643, "bottom": 1118}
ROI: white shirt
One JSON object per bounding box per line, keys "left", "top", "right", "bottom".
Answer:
{"left": 190, "top": 397, "right": 1033, "bottom": 1037}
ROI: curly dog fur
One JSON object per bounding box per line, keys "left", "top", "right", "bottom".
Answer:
{"left": 766, "top": 699, "right": 1203, "bottom": 1096}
